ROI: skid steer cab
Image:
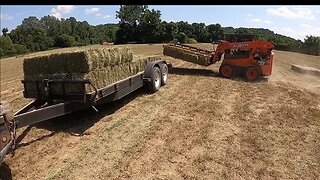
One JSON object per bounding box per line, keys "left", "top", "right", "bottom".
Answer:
{"left": 211, "top": 40, "right": 275, "bottom": 81}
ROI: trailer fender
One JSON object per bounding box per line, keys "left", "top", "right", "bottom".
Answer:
{"left": 143, "top": 60, "right": 167, "bottom": 82}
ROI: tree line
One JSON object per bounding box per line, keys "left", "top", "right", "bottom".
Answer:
{"left": 0, "top": 16, "right": 118, "bottom": 57}
{"left": 1, "top": 5, "right": 319, "bottom": 58}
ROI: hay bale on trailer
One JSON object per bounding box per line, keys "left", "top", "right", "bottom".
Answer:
{"left": 23, "top": 47, "right": 161, "bottom": 94}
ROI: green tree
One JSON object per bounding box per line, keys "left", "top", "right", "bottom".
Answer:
{"left": 13, "top": 44, "right": 29, "bottom": 54}
{"left": 177, "top": 32, "right": 187, "bottom": 43}
{"left": 2, "top": 28, "right": 9, "bottom": 36}
{"left": 207, "top": 23, "right": 223, "bottom": 41}
{"left": 161, "top": 21, "right": 178, "bottom": 42}
{"left": 140, "top": 9, "right": 162, "bottom": 43}
{"left": 116, "top": 5, "right": 148, "bottom": 25}
{"left": 40, "top": 15, "right": 61, "bottom": 38}
{"left": 0, "top": 35, "right": 15, "bottom": 56}
{"left": 55, "top": 34, "right": 76, "bottom": 47}
{"left": 115, "top": 5, "right": 148, "bottom": 44}
{"left": 303, "top": 36, "right": 320, "bottom": 55}
{"left": 192, "top": 23, "right": 209, "bottom": 42}
{"left": 176, "top": 21, "right": 194, "bottom": 38}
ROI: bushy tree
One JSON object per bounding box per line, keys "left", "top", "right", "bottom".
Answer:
{"left": 55, "top": 34, "right": 76, "bottom": 47}
{"left": 207, "top": 23, "right": 223, "bottom": 41}
{"left": 177, "top": 32, "right": 187, "bottom": 43}
{"left": 2, "top": 28, "right": 9, "bottom": 36}
{"left": 140, "top": 9, "right": 162, "bottom": 43}
{"left": 192, "top": 23, "right": 209, "bottom": 42}
{"left": 303, "top": 36, "right": 320, "bottom": 55}
{"left": 13, "top": 44, "right": 29, "bottom": 54}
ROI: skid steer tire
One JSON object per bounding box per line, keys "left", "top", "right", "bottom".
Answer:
{"left": 245, "top": 66, "right": 260, "bottom": 81}
{"left": 219, "top": 64, "right": 234, "bottom": 78}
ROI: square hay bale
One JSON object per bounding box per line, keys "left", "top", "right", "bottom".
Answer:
{"left": 23, "top": 47, "right": 133, "bottom": 75}
{"left": 23, "top": 50, "right": 161, "bottom": 95}
{"left": 163, "top": 45, "right": 211, "bottom": 66}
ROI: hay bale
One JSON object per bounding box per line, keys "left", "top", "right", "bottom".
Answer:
{"left": 163, "top": 44, "right": 211, "bottom": 66}
{"left": 23, "top": 48, "right": 160, "bottom": 94}
{"left": 23, "top": 47, "right": 133, "bottom": 75}
{"left": 291, "top": 64, "right": 320, "bottom": 77}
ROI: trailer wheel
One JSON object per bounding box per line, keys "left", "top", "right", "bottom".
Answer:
{"left": 219, "top": 64, "right": 234, "bottom": 78}
{"left": 160, "top": 63, "right": 168, "bottom": 86}
{"left": 245, "top": 66, "right": 260, "bottom": 81}
{"left": 147, "top": 66, "right": 161, "bottom": 93}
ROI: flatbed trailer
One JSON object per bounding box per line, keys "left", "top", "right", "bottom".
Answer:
{"left": 0, "top": 60, "right": 169, "bottom": 165}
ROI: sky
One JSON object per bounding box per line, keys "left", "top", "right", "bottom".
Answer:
{"left": 0, "top": 5, "right": 320, "bottom": 41}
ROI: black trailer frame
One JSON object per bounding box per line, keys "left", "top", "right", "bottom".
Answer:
{"left": 0, "top": 60, "right": 168, "bottom": 164}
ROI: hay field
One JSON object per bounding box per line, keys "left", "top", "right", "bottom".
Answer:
{"left": 1, "top": 43, "right": 319, "bottom": 179}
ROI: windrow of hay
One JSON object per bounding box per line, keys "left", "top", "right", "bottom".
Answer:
{"left": 291, "top": 64, "right": 320, "bottom": 77}
{"left": 23, "top": 46, "right": 161, "bottom": 94}
{"left": 163, "top": 44, "right": 211, "bottom": 66}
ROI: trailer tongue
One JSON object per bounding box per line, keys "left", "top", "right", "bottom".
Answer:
{"left": 0, "top": 60, "right": 169, "bottom": 165}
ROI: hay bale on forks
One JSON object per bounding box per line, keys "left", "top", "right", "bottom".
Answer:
{"left": 23, "top": 46, "right": 161, "bottom": 94}
{"left": 163, "top": 44, "right": 212, "bottom": 66}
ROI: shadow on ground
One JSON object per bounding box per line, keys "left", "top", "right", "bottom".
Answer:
{"left": 15, "top": 87, "right": 148, "bottom": 149}
{"left": 0, "top": 162, "right": 12, "bottom": 180}
{"left": 169, "top": 66, "right": 269, "bottom": 83}
{"left": 169, "top": 67, "right": 218, "bottom": 77}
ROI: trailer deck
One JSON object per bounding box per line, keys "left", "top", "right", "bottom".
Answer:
{"left": 0, "top": 60, "right": 169, "bottom": 164}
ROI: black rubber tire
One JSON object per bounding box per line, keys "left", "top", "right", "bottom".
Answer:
{"left": 244, "top": 66, "right": 260, "bottom": 81}
{"left": 219, "top": 64, "right": 234, "bottom": 78}
{"left": 160, "top": 63, "right": 168, "bottom": 86}
{"left": 147, "top": 67, "right": 161, "bottom": 93}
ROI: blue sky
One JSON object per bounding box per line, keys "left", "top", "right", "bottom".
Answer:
{"left": 1, "top": 5, "right": 320, "bottom": 41}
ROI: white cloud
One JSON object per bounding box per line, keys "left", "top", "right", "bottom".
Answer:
{"left": 50, "top": 5, "right": 75, "bottom": 19}
{"left": 299, "top": 24, "right": 320, "bottom": 37}
{"left": 51, "top": 12, "right": 61, "bottom": 18}
{"left": 247, "top": 13, "right": 252, "bottom": 17}
{"left": 264, "top": 20, "right": 273, "bottom": 24}
{"left": 267, "top": 7, "right": 316, "bottom": 20}
{"left": 300, "top": 23, "right": 313, "bottom": 28}
{"left": 0, "top": 13, "right": 13, "bottom": 20}
{"left": 246, "top": 17, "right": 273, "bottom": 24}
{"left": 95, "top": 14, "right": 112, "bottom": 19}
{"left": 274, "top": 27, "right": 302, "bottom": 39}
{"left": 251, "top": 18, "right": 262, "bottom": 22}
{"left": 102, "top": 15, "right": 111, "bottom": 19}
{"left": 273, "top": 24, "right": 320, "bottom": 40}
{"left": 56, "top": 5, "right": 75, "bottom": 13}
{"left": 85, "top": 8, "right": 100, "bottom": 14}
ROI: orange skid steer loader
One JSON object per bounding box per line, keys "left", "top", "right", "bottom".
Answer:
{"left": 164, "top": 35, "right": 275, "bottom": 81}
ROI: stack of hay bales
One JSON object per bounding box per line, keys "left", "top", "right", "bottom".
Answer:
{"left": 163, "top": 44, "right": 212, "bottom": 66}
{"left": 23, "top": 47, "right": 160, "bottom": 94}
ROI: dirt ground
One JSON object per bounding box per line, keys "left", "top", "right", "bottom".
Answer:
{"left": 0, "top": 43, "right": 319, "bottom": 180}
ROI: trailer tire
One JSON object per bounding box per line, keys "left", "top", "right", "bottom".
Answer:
{"left": 160, "top": 63, "right": 168, "bottom": 86}
{"left": 147, "top": 67, "right": 161, "bottom": 93}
